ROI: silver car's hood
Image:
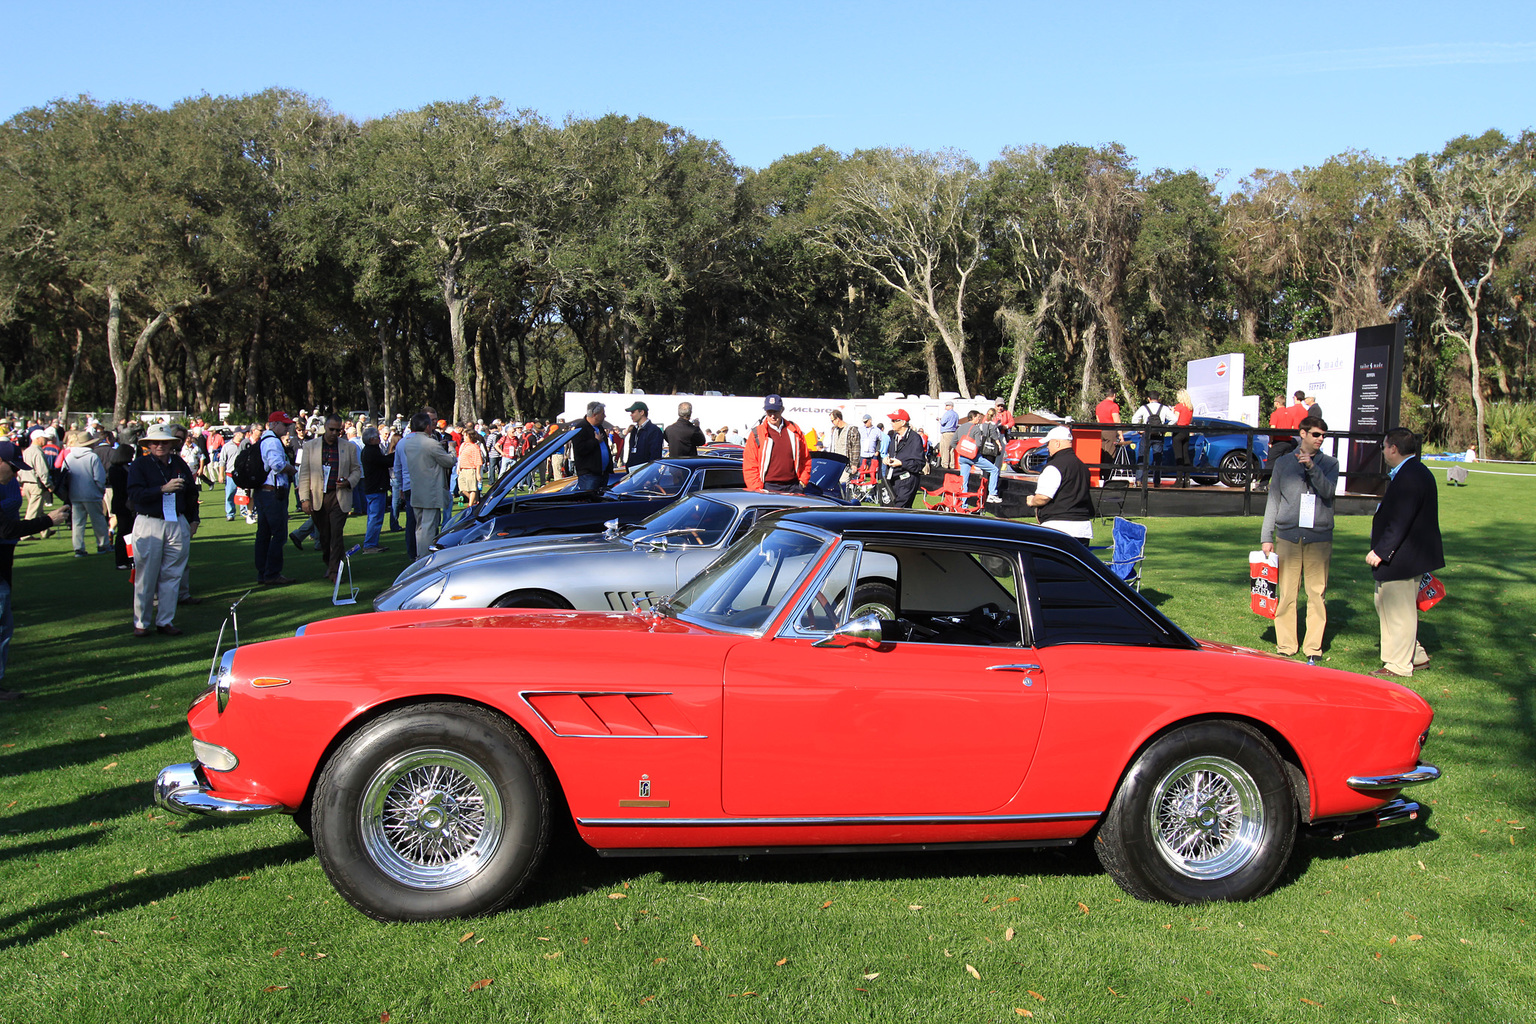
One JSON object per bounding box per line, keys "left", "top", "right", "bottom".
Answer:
{"left": 391, "top": 532, "right": 623, "bottom": 588}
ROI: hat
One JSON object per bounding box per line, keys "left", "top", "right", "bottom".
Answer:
{"left": 0, "top": 440, "right": 24, "bottom": 472}
{"left": 1045, "top": 426, "right": 1073, "bottom": 443}
{"left": 888, "top": 408, "right": 910, "bottom": 422}
{"left": 145, "top": 424, "right": 179, "bottom": 442}
{"left": 437, "top": 419, "right": 448, "bottom": 429}
{"left": 861, "top": 413, "right": 872, "bottom": 423}
{"left": 763, "top": 395, "right": 785, "bottom": 412}
{"left": 267, "top": 410, "right": 294, "bottom": 424}
{"left": 625, "top": 401, "right": 649, "bottom": 413}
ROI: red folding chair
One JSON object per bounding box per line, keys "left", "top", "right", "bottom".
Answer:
{"left": 924, "top": 471, "right": 986, "bottom": 513}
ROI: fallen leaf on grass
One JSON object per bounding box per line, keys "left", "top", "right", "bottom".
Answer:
{"left": 863, "top": 972, "right": 880, "bottom": 980}
{"left": 1004, "top": 927, "right": 1015, "bottom": 941}
{"left": 1301, "top": 997, "right": 1323, "bottom": 1006}
{"left": 638, "top": 995, "right": 655, "bottom": 1005}
{"left": 4, "top": 800, "right": 15, "bottom": 809}
{"left": 1077, "top": 902, "right": 1090, "bottom": 915}
{"left": 965, "top": 964, "right": 981, "bottom": 980}
{"left": 654, "top": 957, "right": 667, "bottom": 964}
{"left": 544, "top": 952, "right": 561, "bottom": 960}
{"left": 536, "top": 936, "right": 552, "bottom": 941}
{"left": 1408, "top": 934, "right": 1423, "bottom": 941}
{"left": 272, "top": 949, "right": 285, "bottom": 958}
{"left": 459, "top": 932, "right": 474, "bottom": 943}
{"left": 262, "top": 985, "right": 289, "bottom": 992}
{"left": 1251, "top": 963, "right": 1272, "bottom": 971}
{"left": 102, "top": 762, "right": 118, "bottom": 771}
{"left": 774, "top": 958, "right": 787, "bottom": 966}
{"left": 1028, "top": 990, "right": 1045, "bottom": 1001}
{"left": 1015, "top": 1010, "right": 1034, "bottom": 1017}
{"left": 380, "top": 1014, "right": 390, "bottom": 1022}
{"left": 908, "top": 904, "right": 923, "bottom": 910}
{"left": 692, "top": 935, "right": 703, "bottom": 947}
{"left": 1007, "top": 896, "right": 1020, "bottom": 902}
{"left": 1261, "top": 948, "right": 1277, "bottom": 956}
{"left": 1108, "top": 987, "right": 1122, "bottom": 997}
{"left": 59, "top": 951, "right": 70, "bottom": 958}
{"left": 820, "top": 900, "right": 833, "bottom": 909}
{"left": 467, "top": 979, "right": 493, "bottom": 992}
{"left": 608, "top": 892, "right": 628, "bottom": 899}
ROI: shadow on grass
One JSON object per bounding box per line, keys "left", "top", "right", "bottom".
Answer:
{"left": 0, "top": 838, "right": 315, "bottom": 950}
{"left": 0, "top": 782, "right": 156, "bottom": 834}
{"left": 0, "top": 723, "right": 187, "bottom": 775}
{"left": 0, "top": 828, "right": 111, "bottom": 865}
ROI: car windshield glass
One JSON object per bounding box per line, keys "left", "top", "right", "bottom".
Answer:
{"left": 475, "top": 426, "right": 583, "bottom": 510}
{"left": 626, "top": 495, "right": 736, "bottom": 547}
{"left": 669, "top": 523, "right": 829, "bottom": 632}
{"left": 609, "top": 462, "right": 690, "bottom": 498}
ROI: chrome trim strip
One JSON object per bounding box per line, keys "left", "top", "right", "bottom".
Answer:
{"left": 153, "top": 762, "right": 288, "bottom": 819}
{"left": 1345, "top": 763, "right": 1441, "bottom": 791}
{"left": 578, "top": 811, "right": 1103, "bottom": 828}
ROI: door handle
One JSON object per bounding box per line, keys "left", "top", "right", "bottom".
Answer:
{"left": 986, "top": 663, "right": 1042, "bottom": 687}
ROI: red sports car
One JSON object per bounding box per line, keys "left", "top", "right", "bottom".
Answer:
{"left": 155, "top": 508, "right": 1437, "bottom": 921}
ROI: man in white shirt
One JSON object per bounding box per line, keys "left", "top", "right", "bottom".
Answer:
{"left": 1130, "top": 391, "right": 1176, "bottom": 484}
{"left": 1026, "top": 426, "right": 1094, "bottom": 543}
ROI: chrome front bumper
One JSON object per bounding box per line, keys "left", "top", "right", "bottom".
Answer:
{"left": 1346, "top": 763, "right": 1441, "bottom": 792}
{"left": 153, "top": 762, "right": 288, "bottom": 819}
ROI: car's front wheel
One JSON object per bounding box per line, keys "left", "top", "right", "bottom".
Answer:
{"left": 1095, "top": 720, "right": 1296, "bottom": 903}
{"left": 1218, "top": 451, "right": 1256, "bottom": 488}
{"left": 312, "top": 703, "right": 550, "bottom": 922}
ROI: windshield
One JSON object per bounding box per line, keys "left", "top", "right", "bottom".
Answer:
{"left": 476, "top": 426, "right": 584, "bottom": 514}
{"left": 609, "top": 461, "right": 691, "bottom": 498}
{"left": 626, "top": 495, "right": 737, "bottom": 547}
{"left": 668, "top": 523, "right": 830, "bottom": 632}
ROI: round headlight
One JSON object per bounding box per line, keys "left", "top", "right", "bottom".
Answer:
{"left": 399, "top": 576, "right": 447, "bottom": 610}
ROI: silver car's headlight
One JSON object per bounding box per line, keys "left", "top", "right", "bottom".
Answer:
{"left": 399, "top": 576, "right": 447, "bottom": 610}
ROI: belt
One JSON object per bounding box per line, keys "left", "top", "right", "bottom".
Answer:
{"left": 259, "top": 484, "right": 287, "bottom": 491}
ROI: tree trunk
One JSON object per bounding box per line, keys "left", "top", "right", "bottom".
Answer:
{"left": 921, "top": 336, "right": 941, "bottom": 399}
{"left": 442, "top": 252, "right": 477, "bottom": 425}
{"left": 377, "top": 316, "right": 394, "bottom": 423}
{"left": 620, "top": 318, "right": 636, "bottom": 395}
{"left": 60, "top": 326, "right": 85, "bottom": 422}
{"left": 1077, "top": 322, "right": 1099, "bottom": 418}
{"left": 245, "top": 277, "right": 268, "bottom": 414}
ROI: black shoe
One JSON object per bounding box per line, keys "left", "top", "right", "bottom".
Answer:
{"left": 0, "top": 688, "right": 23, "bottom": 700}
{"left": 74, "top": 550, "right": 87, "bottom": 557}
{"left": 156, "top": 624, "right": 185, "bottom": 636}
{"left": 180, "top": 596, "right": 204, "bottom": 606}
{"left": 260, "top": 575, "right": 296, "bottom": 586}
{"left": 289, "top": 532, "right": 304, "bottom": 550}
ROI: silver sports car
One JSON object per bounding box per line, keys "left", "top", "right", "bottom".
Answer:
{"left": 373, "top": 491, "right": 839, "bottom": 613}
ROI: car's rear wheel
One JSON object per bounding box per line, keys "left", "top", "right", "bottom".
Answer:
{"left": 1095, "top": 720, "right": 1295, "bottom": 903}
{"left": 491, "top": 589, "right": 572, "bottom": 609}
{"left": 312, "top": 703, "right": 549, "bottom": 922}
{"left": 1218, "top": 451, "right": 1256, "bottom": 488}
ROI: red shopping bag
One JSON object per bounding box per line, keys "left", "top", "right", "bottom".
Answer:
{"left": 1416, "top": 573, "right": 1445, "bottom": 611}
{"left": 233, "top": 492, "right": 251, "bottom": 507}
{"left": 1249, "top": 550, "right": 1278, "bottom": 619}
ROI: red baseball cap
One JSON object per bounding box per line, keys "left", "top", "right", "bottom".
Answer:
{"left": 267, "top": 410, "right": 294, "bottom": 424}
{"left": 888, "top": 408, "right": 910, "bottom": 422}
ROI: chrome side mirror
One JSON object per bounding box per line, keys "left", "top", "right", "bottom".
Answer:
{"left": 602, "top": 518, "right": 621, "bottom": 540}
{"left": 813, "top": 612, "right": 884, "bottom": 649}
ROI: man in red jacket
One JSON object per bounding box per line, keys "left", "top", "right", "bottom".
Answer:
{"left": 742, "top": 395, "right": 811, "bottom": 493}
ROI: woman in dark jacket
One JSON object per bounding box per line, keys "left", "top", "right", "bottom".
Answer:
{"left": 359, "top": 427, "right": 393, "bottom": 553}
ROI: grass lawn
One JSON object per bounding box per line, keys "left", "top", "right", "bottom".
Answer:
{"left": 2, "top": 469, "right": 1533, "bottom": 1023}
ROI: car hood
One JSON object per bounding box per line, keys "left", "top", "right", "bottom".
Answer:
{"left": 394, "top": 531, "right": 625, "bottom": 586}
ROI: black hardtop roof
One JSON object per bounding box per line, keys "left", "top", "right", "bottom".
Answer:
{"left": 770, "top": 506, "right": 1080, "bottom": 548}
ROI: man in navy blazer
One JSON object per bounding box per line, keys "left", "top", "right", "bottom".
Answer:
{"left": 1366, "top": 428, "right": 1444, "bottom": 677}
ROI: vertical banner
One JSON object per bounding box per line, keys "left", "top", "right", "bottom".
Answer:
{"left": 1186, "top": 354, "right": 1244, "bottom": 419}
{"left": 1286, "top": 323, "right": 1401, "bottom": 493}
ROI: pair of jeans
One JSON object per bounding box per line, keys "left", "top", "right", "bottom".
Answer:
{"left": 224, "top": 476, "right": 238, "bottom": 518}
{"left": 253, "top": 488, "right": 289, "bottom": 581}
{"left": 957, "top": 455, "right": 1001, "bottom": 498}
{"left": 363, "top": 491, "right": 386, "bottom": 548}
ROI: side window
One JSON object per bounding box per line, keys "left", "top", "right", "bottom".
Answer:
{"left": 856, "top": 544, "right": 1024, "bottom": 648}
{"left": 700, "top": 467, "right": 746, "bottom": 489}
{"left": 1026, "top": 548, "right": 1164, "bottom": 646}
{"left": 794, "top": 545, "right": 858, "bottom": 633}
{"left": 727, "top": 509, "right": 759, "bottom": 546}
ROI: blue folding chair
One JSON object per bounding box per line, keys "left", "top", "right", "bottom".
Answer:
{"left": 1092, "top": 516, "right": 1147, "bottom": 591}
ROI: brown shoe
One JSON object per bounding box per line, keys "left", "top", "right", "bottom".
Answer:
{"left": 133, "top": 627, "right": 152, "bottom": 638}
{"left": 1370, "top": 667, "right": 1409, "bottom": 679}
{"left": 156, "top": 625, "right": 185, "bottom": 636}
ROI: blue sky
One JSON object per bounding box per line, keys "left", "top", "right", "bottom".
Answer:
{"left": 3, "top": 0, "right": 1531, "bottom": 185}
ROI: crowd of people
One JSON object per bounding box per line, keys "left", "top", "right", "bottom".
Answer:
{"left": 0, "top": 391, "right": 1442, "bottom": 701}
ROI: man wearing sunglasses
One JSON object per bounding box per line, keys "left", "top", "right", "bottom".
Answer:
{"left": 1259, "top": 416, "right": 1338, "bottom": 665}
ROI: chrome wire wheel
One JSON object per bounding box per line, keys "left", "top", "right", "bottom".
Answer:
{"left": 1149, "top": 755, "right": 1264, "bottom": 879}
{"left": 359, "top": 747, "right": 505, "bottom": 889}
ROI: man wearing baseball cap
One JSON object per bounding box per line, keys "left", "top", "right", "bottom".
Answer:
{"left": 1026, "top": 426, "right": 1094, "bottom": 543}
{"left": 621, "top": 401, "right": 664, "bottom": 470}
{"left": 882, "top": 409, "right": 927, "bottom": 508}
{"left": 742, "top": 395, "right": 811, "bottom": 493}
{"left": 0, "top": 440, "right": 68, "bottom": 698}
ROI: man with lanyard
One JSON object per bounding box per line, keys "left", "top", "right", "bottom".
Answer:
{"left": 621, "top": 401, "right": 664, "bottom": 470}
{"left": 881, "top": 410, "right": 927, "bottom": 508}
{"left": 1260, "top": 415, "right": 1337, "bottom": 665}
{"left": 254, "top": 412, "right": 298, "bottom": 586}
{"left": 742, "top": 395, "right": 811, "bottom": 493}
{"left": 126, "top": 424, "right": 199, "bottom": 636}
{"left": 937, "top": 401, "right": 959, "bottom": 469}
{"left": 298, "top": 415, "right": 362, "bottom": 583}
{"left": 1026, "top": 426, "right": 1095, "bottom": 544}
{"left": 664, "top": 402, "right": 706, "bottom": 459}
{"left": 0, "top": 441, "right": 67, "bottom": 699}
{"left": 571, "top": 402, "right": 612, "bottom": 496}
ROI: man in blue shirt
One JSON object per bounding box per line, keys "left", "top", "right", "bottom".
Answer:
{"left": 938, "top": 401, "right": 959, "bottom": 469}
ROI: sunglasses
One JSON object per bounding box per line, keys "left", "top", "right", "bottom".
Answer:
{"left": 1305, "top": 430, "right": 1327, "bottom": 438}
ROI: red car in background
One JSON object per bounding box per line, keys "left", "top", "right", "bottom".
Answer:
{"left": 156, "top": 508, "right": 1437, "bottom": 921}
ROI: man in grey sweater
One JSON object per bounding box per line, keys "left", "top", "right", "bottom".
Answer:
{"left": 1260, "top": 416, "right": 1338, "bottom": 665}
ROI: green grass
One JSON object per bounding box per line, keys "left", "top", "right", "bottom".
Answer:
{"left": 2, "top": 475, "right": 1533, "bottom": 1023}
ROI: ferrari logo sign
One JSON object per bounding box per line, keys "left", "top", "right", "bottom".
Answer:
{"left": 1215, "top": 362, "right": 1228, "bottom": 377}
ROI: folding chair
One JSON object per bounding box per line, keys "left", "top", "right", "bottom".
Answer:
{"left": 1097, "top": 478, "right": 1129, "bottom": 521}
{"left": 1091, "top": 516, "right": 1147, "bottom": 591}
{"left": 923, "top": 471, "right": 986, "bottom": 513}
{"left": 849, "top": 461, "right": 881, "bottom": 505}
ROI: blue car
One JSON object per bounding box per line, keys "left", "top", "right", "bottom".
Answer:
{"left": 1119, "top": 417, "right": 1269, "bottom": 487}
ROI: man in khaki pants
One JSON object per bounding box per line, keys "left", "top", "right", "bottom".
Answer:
{"left": 1260, "top": 416, "right": 1338, "bottom": 665}
{"left": 1366, "top": 428, "right": 1444, "bottom": 678}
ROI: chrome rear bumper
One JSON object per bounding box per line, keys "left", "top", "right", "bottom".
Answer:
{"left": 153, "top": 762, "right": 288, "bottom": 819}
{"left": 1346, "top": 763, "right": 1440, "bottom": 792}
